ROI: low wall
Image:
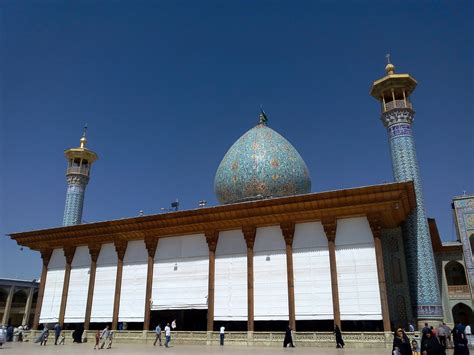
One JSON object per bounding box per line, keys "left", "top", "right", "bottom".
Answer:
{"left": 24, "top": 330, "right": 406, "bottom": 348}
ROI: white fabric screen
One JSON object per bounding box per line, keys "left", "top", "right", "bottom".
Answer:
{"left": 335, "top": 217, "right": 382, "bottom": 320}
{"left": 254, "top": 226, "right": 288, "bottom": 320}
{"left": 64, "top": 246, "right": 90, "bottom": 323}
{"left": 152, "top": 234, "right": 208, "bottom": 310}
{"left": 40, "top": 249, "right": 66, "bottom": 323}
{"left": 215, "top": 230, "right": 247, "bottom": 321}
{"left": 293, "top": 222, "right": 333, "bottom": 320}
{"left": 119, "top": 240, "right": 148, "bottom": 322}
{"left": 90, "top": 243, "right": 117, "bottom": 323}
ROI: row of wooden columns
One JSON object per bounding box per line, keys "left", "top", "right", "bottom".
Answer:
{"left": 32, "top": 217, "right": 391, "bottom": 332}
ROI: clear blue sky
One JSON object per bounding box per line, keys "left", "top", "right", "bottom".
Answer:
{"left": 1, "top": 1, "right": 472, "bottom": 279}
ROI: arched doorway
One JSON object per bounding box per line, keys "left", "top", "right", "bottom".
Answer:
{"left": 445, "top": 261, "right": 468, "bottom": 285}
{"left": 452, "top": 303, "right": 474, "bottom": 326}
{"left": 470, "top": 234, "right": 474, "bottom": 256}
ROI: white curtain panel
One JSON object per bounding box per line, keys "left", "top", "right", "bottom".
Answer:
{"left": 215, "top": 230, "right": 247, "bottom": 321}
{"left": 293, "top": 222, "right": 333, "bottom": 320}
{"left": 335, "top": 217, "right": 382, "bottom": 320}
{"left": 152, "top": 234, "right": 209, "bottom": 310}
{"left": 40, "top": 249, "right": 66, "bottom": 323}
{"left": 119, "top": 240, "right": 148, "bottom": 322}
{"left": 64, "top": 246, "right": 90, "bottom": 323}
{"left": 254, "top": 226, "right": 289, "bottom": 321}
{"left": 90, "top": 243, "right": 117, "bottom": 323}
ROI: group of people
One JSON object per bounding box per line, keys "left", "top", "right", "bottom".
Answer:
{"left": 93, "top": 325, "right": 114, "bottom": 350}
{"left": 393, "top": 322, "right": 472, "bottom": 355}
{"left": 153, "top": 319, "right": 176, "bottom": 348}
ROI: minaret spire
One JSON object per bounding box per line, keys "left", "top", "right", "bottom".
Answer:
{"left": 370, "top": 59, "right": 443, "bottom": 326}
{"left": 62, "top": 127, "right": 98, "bottom": 226}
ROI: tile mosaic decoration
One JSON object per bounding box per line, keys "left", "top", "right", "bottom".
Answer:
{"left": 383, "top": 108, "right": 443, "bottom": 319}
{"left": 214, "top": 123, "right": 311, "bottom": 204}
{"left": 63, "top": 175, "right": 89, "bottom": 226}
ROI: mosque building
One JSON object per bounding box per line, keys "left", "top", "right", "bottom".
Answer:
{"left": 7, "top": 61, "right": 474, "bottom": 337}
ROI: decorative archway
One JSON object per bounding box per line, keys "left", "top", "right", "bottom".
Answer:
{"left": 445, "top": 261, "right": 468, "bottom": 285}
{"left": 452, "top": 303, "right": 474, "bottom": 326}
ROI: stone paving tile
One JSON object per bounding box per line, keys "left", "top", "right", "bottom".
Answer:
{"left": 0, "top": 342, "right": 457, "bottom": 354}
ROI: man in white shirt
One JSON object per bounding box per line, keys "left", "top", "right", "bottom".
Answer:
{"left": 220, "top": 325, "right": 225, "bottom": 346}
{"left": 465, "top": 324, "right": 472, "bottom": 346}
{"left": 164, "top": 323, "right": 171, "bottom": 348}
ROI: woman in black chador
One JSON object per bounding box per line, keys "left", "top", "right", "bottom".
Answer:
{"left": 334, "top": 324, "right": 344, "bottom": 348}
{"left": 283, "top": 325, "right": 294, "bottom": 348}
{"left": 392, "top": 328, "right": 412, "bottom": 355}
{"left": 421, "top": 329, "right": 446, "bottom": 355}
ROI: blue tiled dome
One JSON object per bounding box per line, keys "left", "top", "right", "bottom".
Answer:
{"left": 214, "top": 122, "right": 311, "bottom": 204}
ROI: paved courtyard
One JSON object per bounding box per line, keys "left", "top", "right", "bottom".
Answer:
{"left": 0, "top": 342, "right": 458, "bottom": 354}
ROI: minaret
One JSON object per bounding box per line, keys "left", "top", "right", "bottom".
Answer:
{"left": 62, "top": 128, "right": 98, "bottom": 226}
{"left": 370, "top": 57, "right": 443, "bottom": 324}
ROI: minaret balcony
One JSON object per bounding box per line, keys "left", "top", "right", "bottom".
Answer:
{"left": 67, "top": 166, "right": 90, "bottom": 176}
{"left": 384, "top": 99, "right": 413, "bottom": 112}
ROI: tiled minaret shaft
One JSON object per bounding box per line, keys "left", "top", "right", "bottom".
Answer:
{"left": 370, "top": 60, "right": 443, "bottom": 321}
{"left": 62, "top": 130, "right": 98, "bottom": 226}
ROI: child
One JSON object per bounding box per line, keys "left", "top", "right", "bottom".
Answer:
{"left": 93, "top": 330, "right": 100, "bottom": 350}
{"left": 58, "top": 334, "right": 65, "bottom": 345}
{"left": 411, "top": 339, "right": 421, "bottom": 355}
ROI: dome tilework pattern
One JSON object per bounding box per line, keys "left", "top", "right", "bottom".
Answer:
{"left": 214, "top": 124, "right": 311, "bottom": 204}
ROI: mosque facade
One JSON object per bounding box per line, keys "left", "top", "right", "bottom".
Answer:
{"left": 8, "top": 62, "right": 474, "bottom": 334}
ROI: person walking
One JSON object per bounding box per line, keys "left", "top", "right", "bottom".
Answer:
{"left": 465, "top": 324, "right": 472, "bottom": 347}
{"left": 421, "top": 329, "right": 446, "bottom": 355}
{"left": 100, "top": 325, "right": 110, "bottom": 349}
{"left": 452, "top": 325, "right": 469, "bottom": 355}
{"left": 283, "top": 325, "right": 294, "bottom": 348}
{"left": 153, "top": 324, "right": 162, "bottom": 346}
{"left": 40, "top": 325, "right": 49, "bottom": 346}
{"left": 438, "top": 323, "right": 447, "bottom": 349}
{"left": 164, "top": 323, "right": 171, "bottom": 348}
{"left": 106, "top": 331, "right": 113, "bottom": 349}
{"left": 220, "top": 325, "right": 225, "bottom": 346}
{"left": 54, "top": 322, "right": 61, "bottom": 345}
{"left": 409, "top": 322, "right": 415, "bottom": 332}
{"left": 93, "top": 330, "right": 100, "bottom": 350}
{"left": 334, "top": 324, "right": 344, "bottom": 348}
{"left": 392, "top": 328, "right": 412, "bottom": 355}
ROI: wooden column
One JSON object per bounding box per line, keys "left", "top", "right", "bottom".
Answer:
{"left": 2, "top": 286, "right": 15, "bottom": 325}
{"left": 112, "top": 239, "right": 127, "bottom": 330}
{"left": 322, "top": 219, "right": 341, "bottom": 328}
{"left": 22, "top": 286, "right": 35, "bottom": 326}
{"left": 144, "top": 237, "right": 158, "bottom": 331}
{"left": 33, "top": 249, "right": 52, "bottom": 330}
{"left": 242, "top": 226, "right": 256, "bottom": 332}
{"left": 59, "top": 246, "right": 76, "bottom": 326}
{"left": 205, "top": 230, "right": 219, "bottom": 332}
{"left": 280, "top": 222, "right": 296, "bottom": 330}
{"left": 84, "top": 245, "right": 101, "bottom": 330}
{"left": 368, "top": 215, "right": 391, "bottom": 332}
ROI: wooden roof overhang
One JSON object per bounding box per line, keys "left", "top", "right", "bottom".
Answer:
{"left": 9, "top": 182, "right": 416, "bottom": 251}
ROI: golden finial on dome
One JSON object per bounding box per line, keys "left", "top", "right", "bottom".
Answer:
{"left": 80, "top": 124, "right": 88, "bottom": 148}
{"left": 385, "top": 53, "right": 395, "bottom": 75}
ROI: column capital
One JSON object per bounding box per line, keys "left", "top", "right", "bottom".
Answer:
{"left": 64, "top": 246, "right": 76, "bottom": 264}
{"left": 145, "top": 237, "right": 159, "bottom": 258}
{"left": 367, "top": 214, "right": 383, "bottom": 239}
{"left": 242, "top": 226, "right": 256, "bottom": 249}
{"left": 205, "top": 230, "right": 219, "bottom": 252}
{"left": 280, "top": 221, "right": 295, "bottom": 246}
{"left": 114, "top": 239, "right": 128, "bottom": 260}
{"left": 322, "top": 218, "right": 337, "bottom": 242}
{"left": 40, "top": 249, "right": 53, "bottom": 267}
{"left": 88, "top": 245, "right": 101, "bottom": 263}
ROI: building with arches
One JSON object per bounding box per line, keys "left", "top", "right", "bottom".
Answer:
{"left": 0, "top": 279, "right": 39, "bottom": 327}
{"left": 5, "top": 62, "right": 474, "bottom": 344}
